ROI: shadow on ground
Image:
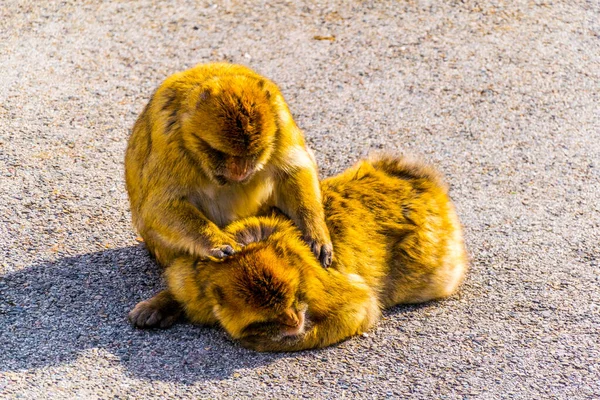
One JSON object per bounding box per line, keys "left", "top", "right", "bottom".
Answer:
{"left": 0, "top": 246, "right": 292, "bottom": 383}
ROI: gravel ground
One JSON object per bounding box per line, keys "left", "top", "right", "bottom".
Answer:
{"left": 1, "top": 0, "right": 599, "bottom": 398}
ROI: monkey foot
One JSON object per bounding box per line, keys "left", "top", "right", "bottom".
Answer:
{"left": 128, "top": 290, "right": 182, "bottom": 329}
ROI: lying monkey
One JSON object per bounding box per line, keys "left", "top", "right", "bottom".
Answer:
{"left": 131, "top": 154, "right": 468, "bottom": 351}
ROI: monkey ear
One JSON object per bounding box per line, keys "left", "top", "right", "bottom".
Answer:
{"left": 233, "top": 218, "right": 280, "bottom": 245}
{"left": 200, "top": 89, "right": 211, "bottom": 101}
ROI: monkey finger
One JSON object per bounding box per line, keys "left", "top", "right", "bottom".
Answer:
{"left": 222, "top": 245, "right": 236, "bottom": 256}
{"left": 129, "top": 300, "right": 180, "bottom": 329}
{"left": 159, "top": 314, "right": 180, "bottom": 329}
{"left": 319, "top": 245, "right": 333, "bottom": 268}
{"left": 129, "top": 301, "right": 160, "bottom": 328}
{"left": 236, "top": 243, "right": 246, "bottom": 251}
{"left": 307, "top": 239, "right": 333, "bottom": 268}
{"left": 209, "top": 245, "right": 235, "bottom": 259}
{"left": 309, "top": 241, "right": 320, "bottom": 259}
{"left": 209, "top": 249, "right": 226, "bottom": 258}
{"left": 144, "top": 310, "right": 161, "bottom": 327}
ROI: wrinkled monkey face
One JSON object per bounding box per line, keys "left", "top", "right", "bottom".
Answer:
{"left": 207, "top": 151, "right": 268, "bottom": 186}
{"left": 239, "top": 303, "right": 308, "bottom": 340}
{"left": 183, "top": 75, "right": 278, "bottom": 186}
{"left": 209, "top": 245, "right": 309, "bottom": 342}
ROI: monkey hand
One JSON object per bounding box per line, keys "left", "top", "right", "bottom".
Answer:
{"left": 128, "top": 290, "right": 182, "bottom": 329}
{"left": 304, "top": 235, "right": 333, "bottom": 268}
{"left": 204, "top": 233, "right": 247, "bottom": 260}
{"left": 207, "top": 244, "right": 237, "bottom": 259}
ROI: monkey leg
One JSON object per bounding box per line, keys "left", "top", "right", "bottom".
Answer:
{"left": 142, "top": 198, "right": 239, "bottom": 266}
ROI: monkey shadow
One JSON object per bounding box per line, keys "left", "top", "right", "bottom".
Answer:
{"left": 0, "top": 245, "right": 292, "bottom": 384}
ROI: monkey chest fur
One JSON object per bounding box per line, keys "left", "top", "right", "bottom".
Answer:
{"left": 190, "top": 173, "right": 276, "bottom": 228}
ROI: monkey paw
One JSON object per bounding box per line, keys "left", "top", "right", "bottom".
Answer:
{"left": 306, "top": 239, "right": 333, "bottom": 268}
{"left": 208, "top": 244, "right": 236, "bottom": 259}
{"left": 128, "top": 296, "right": 181, "bottom": 329}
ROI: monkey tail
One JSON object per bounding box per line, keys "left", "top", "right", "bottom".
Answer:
{"left": 367, "top": 152, "right": 449, "bottom": 193}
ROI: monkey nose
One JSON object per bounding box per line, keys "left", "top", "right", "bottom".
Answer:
{"left": 280, "top": 308, "right": 306, "bottom": 337}
{"left": 280, "top": 308, "right": 301, "bottom": 327}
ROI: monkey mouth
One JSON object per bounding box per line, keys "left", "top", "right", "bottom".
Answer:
{"left": 213, "top": 174, "right": 252, "bottom": 185}
{"left": 219, "top": 171, "right": 255, "bottom": 185}
{"left": 229, "top": 169, "right": 255, "bottom": 183}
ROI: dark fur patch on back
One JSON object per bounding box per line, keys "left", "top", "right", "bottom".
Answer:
{"left": 235, "top": 224, "right": 263, "bottom": 245}
{"left": 160, "top": 89, "right": 179, "bottom": 135}
{"left": 161, "top": 88, "right": 177, "bottom": 111}
{"left": 213, "top": 286, "right": 225, "bottom": 303}
{"left": 165, "top": 108, "right": 178, "bottom": 134}
{"left": 144, "top": 117, "right": 153, "bottom": 156}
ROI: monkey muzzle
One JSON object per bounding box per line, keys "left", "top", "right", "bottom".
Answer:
{"left": 279, "top": 307, "right": 306, "bottom": 337}
{"left": 225, "top": 157, "right": 254, "bottom": 183}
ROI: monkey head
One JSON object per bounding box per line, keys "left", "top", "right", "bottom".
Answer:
{"left": 180, "top": 75, "right": 278, "bottom": 185}
{"left": 208, "top": 244, "right": 309, "bottom": 343}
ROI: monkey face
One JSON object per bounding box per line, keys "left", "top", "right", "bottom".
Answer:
{"left": 210, "top": 152, "right": 267, "bottom": 185}
{"left": 210, "top": 245, "right": 309, "bottom": 342}
{"left": 181, "top": 75, "right": 278, "bottom": 185}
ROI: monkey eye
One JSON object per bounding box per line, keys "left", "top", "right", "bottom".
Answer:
{"left": 191, "top": 134, "right": 226, "bottom": 160}
{"left": 210, "top": 146, "right": 226, "bottom": 159}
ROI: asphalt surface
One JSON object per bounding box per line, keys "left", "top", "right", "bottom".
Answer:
{"left": 1, "top": 1, "right": 599, "bottom": 398}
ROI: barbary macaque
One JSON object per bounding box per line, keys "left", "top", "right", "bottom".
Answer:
{"left": 124, "top": 63, "right": 332, "bottom": 268}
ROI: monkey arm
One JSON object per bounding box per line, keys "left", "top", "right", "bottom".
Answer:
{"left": 274, "top": 166, "right": 333, "bottom": 267}
{"left": 141, "top": 197, "right": 237, "bottom": 265}
{"left": 239, "top": 318, "right": 363, "bottom": 352}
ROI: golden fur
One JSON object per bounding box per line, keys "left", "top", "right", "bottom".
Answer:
{"left": 130, "top": 154, "right": 468, "bottom": 351}
{"left": 124, "top": 62, "right": 332, "bottom": 270}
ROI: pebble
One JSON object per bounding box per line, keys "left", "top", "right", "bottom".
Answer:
{"left": 1, "top": 1, "right": 599, "bottom": 399}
